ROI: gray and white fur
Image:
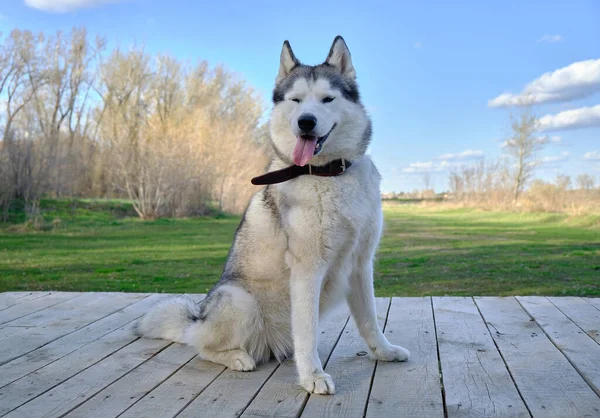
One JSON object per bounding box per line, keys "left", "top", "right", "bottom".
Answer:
{"left": 134, "top": 36, "right": 410, "bottom": 395}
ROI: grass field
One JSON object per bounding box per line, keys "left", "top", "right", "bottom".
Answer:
{"left": 1, "top": 199, "right": 599, "bottom": 296}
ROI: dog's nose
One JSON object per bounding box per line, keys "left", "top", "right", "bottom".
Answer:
{"left": 298, "top": 114, "right": 317, "bottom": 132}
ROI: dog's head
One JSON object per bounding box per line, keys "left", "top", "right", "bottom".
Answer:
{"left": 269, "top": 36, "right": 371, "bottom": 167}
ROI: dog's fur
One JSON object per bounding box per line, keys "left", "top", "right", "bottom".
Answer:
{"left": 134, "top": 36, "right": 410, "bottom": 395}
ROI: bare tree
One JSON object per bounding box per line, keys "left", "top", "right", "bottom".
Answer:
{"left": 447, "top": 157, "right": 514, "bottom": 208}
{"left": 0, "top": 29, "right": 45, "bottom": 207}
{"left": 0, "top": 27, "right": 267, "bottom": 220}
{"left": 95, "top": 47, "right": 154, "bottom": 217}
{"left": 421, "top": 172, "right": 432, "bottom": 190}
{"left": 94, "top": 48, "right": 266, "bottom": 218}
{"left": 503, "top": 106, "right": 545, "bottom": 203}
{"left": 576, "top": 174, "right": 595, "bottom": 191}
{"left": 1, "top": 30, "right": 38, "bottom": 142}
{"left": 554, "top": 174, "right": 571, "bottom": 191}
{"left": 448, "top": 169, "right": 463, "bottom": 199}
{"left": 32, "top": 28, "right": 100, "bottom": 196}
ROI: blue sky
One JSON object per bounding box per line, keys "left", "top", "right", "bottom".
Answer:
{"left": 2, "top": 0, "right": 599, "bottom": 192}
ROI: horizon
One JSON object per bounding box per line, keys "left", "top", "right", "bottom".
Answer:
{"left": 1, "top": 0, "right": 599, "bottom": 193}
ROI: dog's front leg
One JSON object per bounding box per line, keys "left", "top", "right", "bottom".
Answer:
{"left": 348, "top": 261, "right": 410, "bottom": 362}
{"left": 289, "top": 261, "right": 335, "bottom": 395}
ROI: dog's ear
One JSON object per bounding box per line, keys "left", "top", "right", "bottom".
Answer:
{"left": 325, "top": 36, "right": 355, "bottom": 79}
{"left": 277, "top": 40, "right": 299, "bottom": 84}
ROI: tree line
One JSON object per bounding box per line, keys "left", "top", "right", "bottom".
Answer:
{"left": 447, "top": 106, "right": 600, "bottom": 214}
{"left": 0, "top": 27, "right": 269, "bottom": 220}
{"left": 383, "top": 105, "right": 599, "bottom": 215}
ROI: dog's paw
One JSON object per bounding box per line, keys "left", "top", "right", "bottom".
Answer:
{"left": 228, "top": 352, "right": 256, "bottom": 372}
{"left": 299, "top": 372, "right": 336, "bottom": 395}
{"left": 373, "top": 344, "right": 410, "bottom": 362}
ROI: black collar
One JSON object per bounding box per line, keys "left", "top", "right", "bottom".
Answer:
{"left": 251, "top": 159, "right": 351, "bottom": 186}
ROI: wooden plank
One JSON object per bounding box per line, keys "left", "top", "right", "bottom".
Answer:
{"left": 0, "top": 293, "right": 94, "bottom": 345}
{"left": 0, "top": 291, "right": 82, "bottom": 326}
{"left": 584, "top": 297, "right": 600, "bottom": 310}
{"left": 0, "top": 292, "right": 51, "bottom": 312}
{"left": 475, "top": 296, "right": 600, "bottom": 417}
{"left": 0, "top": 293, "right": 93, "bottom": 342}
{"left": 178, "top": 360, "right": 279, "bottom": 418}
{"left": 0, "top": 292, "right": 32, "bottom": 310}
{"left": 0, "top": 294, "right": 180, "bottom": 415}
{"left": 0, "top": 292, "right": 117, "bottom": 331}
{"left": 0, "top": 293, "right": 158, "bottom": 388}
{"left": 63, "top": 343, "right": 199, "bottom": 417}
{"left": 3, "top": 294, "right": 204, "bottom": 418}
{"left": 366, "top": 297, "right": 444, "bottom": 418}
{"left": 432, "top": 297, "right": 529, "bottom": 417}
{"left": 518, "top": 296, "right": 600, "bottom": 396}
{"left": 548, "top": 297, "right": 600, "bottom": 345}
{"left": 0, "top": 292, "right": 146, "bottom": 365}
{"left": 239, "top": 304, "right": 351, "bottom": 418}
{"left": 4, "top": 335, "right": 173, "bottom": 418}
{"left": 300, "top": 298, "right": 390, "bottom": 418}
{"left": 118, "top": 358, "right": 225, "bottom": 418}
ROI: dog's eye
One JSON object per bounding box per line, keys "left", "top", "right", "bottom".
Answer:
{"left": 322, "top": 96, "right": 335, "bottom": 103}
{"left": 289, "top": 98, "right": 300, "bottom": 103}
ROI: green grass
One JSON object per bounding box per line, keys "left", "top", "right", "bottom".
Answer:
{"left": 375, "top": 202, "right": 600, "bottom": 296}
{"left": 1, "top": 199, "right": 599, "bottom": 296}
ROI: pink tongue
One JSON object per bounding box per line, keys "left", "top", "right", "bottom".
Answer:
{"left": 292, "top": 136, "right": 318, "bottom": 166}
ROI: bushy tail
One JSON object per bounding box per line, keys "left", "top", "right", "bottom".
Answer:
{"left": 133, "top": 296, "right": 200, "bottom": 344}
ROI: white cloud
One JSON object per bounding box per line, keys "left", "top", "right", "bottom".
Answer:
{"left": 540, "top": 152, "right": 570, "bottom": 164}
{"left": 537, "top": 34, "right": 563, "bottom": 44}
{"left": 488, "top": 59, "right": 600, "bottom": 107}
{"left": 403, "top": 161, "right": 434, "bottom": 173}
{"left": 437, "top": 149, "right": 484, "bottom": 160}
{"left": 403, "top": 149, "right": 485, "bottom": 173}
{"left": 533, "top": 135, "right": 562, "bottom": 143}
{"left": 501, "top": 135, "right": 564, "bottom": 149}
{"left": 402, "top": 160, "right": 458, "bottom": 173}
{"left": 537, "top": 104, "right": 600, "bottom": 131}
{"left": 414, "top": 42, "right": 422, "bottom": 49}
{"left": 583, "top": 151, "right": 600, "bottom": 161}
{"left": 24, "top": 0, "right": 120, "bottom": 12}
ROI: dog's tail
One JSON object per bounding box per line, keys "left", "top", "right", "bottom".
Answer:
{"left": 133, "top": 296, "right": 200, "bottom": 344}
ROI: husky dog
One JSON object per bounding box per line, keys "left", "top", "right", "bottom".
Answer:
{"left": 134, "top": 36, "right": 410, "bottom": 395}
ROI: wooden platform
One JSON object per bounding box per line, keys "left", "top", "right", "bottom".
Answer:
{"left": 0, "top": 292, "right": 599, "bottom": 417}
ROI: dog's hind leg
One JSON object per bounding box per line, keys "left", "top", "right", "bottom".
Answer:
{"left": 182, "top": 284, "right": 269, "bottom": 372}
